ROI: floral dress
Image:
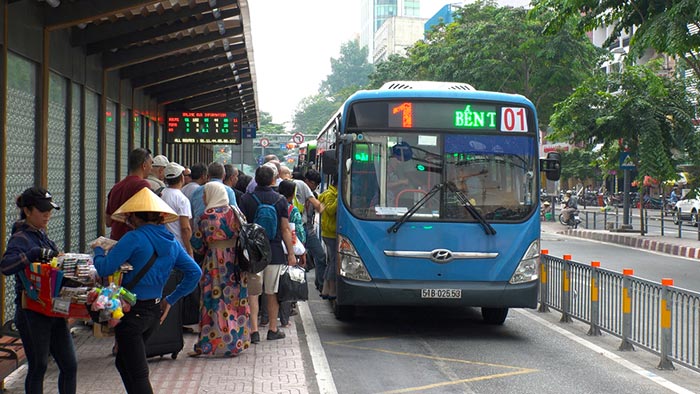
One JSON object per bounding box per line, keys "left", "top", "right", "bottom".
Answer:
{"left": 191, "top": 206, "right": 250, "bottom": 356}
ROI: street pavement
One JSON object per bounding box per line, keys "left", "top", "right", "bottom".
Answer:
{"left": 541, "top": 218, "right": 700, "bottom": 259}
{"left": 5, "top": 221, "right": 697, "bottom": 394}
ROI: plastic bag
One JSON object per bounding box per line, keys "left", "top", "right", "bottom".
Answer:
{"left": 277, "top": 265, "right": 308, "bottom": 302}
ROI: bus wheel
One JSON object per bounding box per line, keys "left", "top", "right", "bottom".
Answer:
{"left": 333, "top": 303, "right": 355, "bottom": 321}
{"left": 481, "top": 308, "right": 508, "bottom": 325}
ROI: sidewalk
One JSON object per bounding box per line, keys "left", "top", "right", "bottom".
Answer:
{"left": 541, "top": 219, "right": 700, "bottom": 259}
{"left": 3, "top": 316, "right": 312, "bottom": 394}
{"left": 6, "top": 221, "right": 697, "bottom": 394}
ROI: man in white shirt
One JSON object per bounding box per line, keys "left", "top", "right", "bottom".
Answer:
{"left": 161, "top": 162, "right": 194, "bottom": 257}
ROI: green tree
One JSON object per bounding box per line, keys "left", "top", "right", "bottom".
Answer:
{"left": 559, "top": 148, "right": 598, "bottom": 184}
{"left": 320, "top": 39, "right": 374, "bottom": 100}
{"left": 368, "top": 0, "right": 602, "bottom": 129}
{"left": 548, "top": 63, "right": 697, "bottom": 181}
{"left": 367, "top": 54, "right": 415, "bottom": 88}
{"left": 291, "top": 94, "right": 340, "bottom": 135}
{"left": 531, "top": 0, "right": 700, "bottom": 78}
{"left": 257, "top": 110, "right": 285, "bottom": 135}
{"left": 293, "top": 39, "right": 374, "bottom": 134}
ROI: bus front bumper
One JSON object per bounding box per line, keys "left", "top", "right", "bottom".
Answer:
{"left": 336, "top": 276, "right": 538, "bottom": 308}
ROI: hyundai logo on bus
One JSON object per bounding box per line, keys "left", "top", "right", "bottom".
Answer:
{"left": 430, "top": 249, "right": 454, "bottom": 263}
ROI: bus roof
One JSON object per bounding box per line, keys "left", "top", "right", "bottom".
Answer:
{"left": 347, "top": 80, "right": 534, "bottom": 108}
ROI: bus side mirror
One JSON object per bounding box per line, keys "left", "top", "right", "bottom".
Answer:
{"left": 540, "top": 152, "right": 561, "bottom": 181}
{"left": 322, "top": 149, "right": 337, "bottom": 171}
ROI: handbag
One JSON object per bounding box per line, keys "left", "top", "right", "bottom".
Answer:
{"left": 231, "top": 205, "right": 271, "bottom": 274}
{"left": 277, "top": 265, "right": 309, "bottom": 303}
{"left": 85, "top": 251, "right": 157, "bottom": 324}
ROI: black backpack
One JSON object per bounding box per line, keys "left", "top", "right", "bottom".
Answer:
{"left": 231, "top": 205, "right": 271, "bottom": 274}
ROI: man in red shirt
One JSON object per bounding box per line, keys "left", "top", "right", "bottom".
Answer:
{"left": 105, "top": 148, "right": 153, "bottom": 240}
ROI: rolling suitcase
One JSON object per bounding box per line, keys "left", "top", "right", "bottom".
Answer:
{"left": 145, "top": 270, "right": 184, "bottom": 359}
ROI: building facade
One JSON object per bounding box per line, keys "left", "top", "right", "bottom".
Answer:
{"left": 360, "top": 0, "right": 420, "bottom": 62}
{"left": 373, "top": 16, "right": 427, "bottom": 63}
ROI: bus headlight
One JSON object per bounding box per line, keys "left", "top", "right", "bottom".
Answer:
{"left": 338, "top": 235, "right": 371, "bottom": 282}
{"left": 509, "top": 239, "right": 539, "bottom": 284}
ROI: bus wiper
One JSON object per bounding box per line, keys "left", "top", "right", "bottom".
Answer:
{"left": 445, "top": 181, "right": 497, "bottom": 235}
{"left": 387, "top": 183, "right": 444, "bottom": 234}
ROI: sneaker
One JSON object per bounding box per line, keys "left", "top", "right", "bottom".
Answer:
{"left": 260, "top": 317, "right": 269, "bottom": 326}
{"left": 267, "top": 329, "right": 286, "bottom": 340}
{"left": 250, "top": 331, "right": 260, "bottom": 344}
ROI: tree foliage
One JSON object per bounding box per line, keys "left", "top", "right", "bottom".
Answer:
{"left": 530, "top": 0, "right": 700, "bottom": 78}
{"left": 291, "top": 94, "right": 340, "bottom": 135}
{"left": 367, "top": 0, "right": 602, "bottom": 129}
{"left": 293, "top": 39, "right": 373, "bottom": 134}
{"left": 559, "top": 148, "right": 598, "bottom": 182}
{"left": 320, "top": 40, "right": 374, "bottom": 100}
{"left": 548, "top": 62, "right": 698, "bottom": 184}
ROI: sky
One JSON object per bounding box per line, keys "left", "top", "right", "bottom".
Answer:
{"left": 247, "top": 1, "right": 530, "bottom": 127}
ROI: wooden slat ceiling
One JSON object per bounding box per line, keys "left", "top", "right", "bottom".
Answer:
{"left": 39, "top": 0, "right": 258, "bottom": 125}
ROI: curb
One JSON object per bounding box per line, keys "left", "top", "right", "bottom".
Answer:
{"left": 559, "top": 229, "right": 700, "bottom": 259}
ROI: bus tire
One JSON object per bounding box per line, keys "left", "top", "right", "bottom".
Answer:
{"left": 333, "top": 303, "right": 355, "bottom": 321}
{"left": 481, "top": 307, "right": 508, "bottom": 325}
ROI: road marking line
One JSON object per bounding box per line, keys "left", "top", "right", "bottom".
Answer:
{"left": 517, "top": 309, "right": 696, "bottom": 394}
{"left": 298, "top": 301, "right": 338, "bottom": 394}
{"left": 379, "top": 369, "right": 535, "bottom": 394}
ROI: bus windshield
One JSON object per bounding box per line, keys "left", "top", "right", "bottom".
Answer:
{"left": 342, "top": 131, "right": 537, "bottom": 222}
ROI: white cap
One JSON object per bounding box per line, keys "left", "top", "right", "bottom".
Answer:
{"left": 164, "top": 162, "right": 185, "bottom": 179}
{"left": 153, "top": 155, "right": 169, "bottom": 167}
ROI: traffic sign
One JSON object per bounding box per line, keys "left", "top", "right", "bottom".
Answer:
{"left": 260, "top": 138, "right": 270, "bottom": 147}
{"left": 619, "top": 152, "right": 636, "bottom": 170}
{"left": 292, "top": 132, "right": 304, "bottom": 145}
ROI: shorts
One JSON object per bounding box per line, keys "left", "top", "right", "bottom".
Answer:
{"left": 246, "top": 265, "right": 284, "bottom": 296}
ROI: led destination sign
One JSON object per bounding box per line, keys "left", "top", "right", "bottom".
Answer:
{"left": 349, "top": 101, "right": 529, "bottom": 132}
{"left": 166, "top": 111, "right": 241, "bottom": 144}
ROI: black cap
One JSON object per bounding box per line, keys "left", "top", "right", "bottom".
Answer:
{"left": 19, "top": 187, "right": 60, "bottom": 212}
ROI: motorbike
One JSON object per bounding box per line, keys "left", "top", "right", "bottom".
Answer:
{"left": 559, "top": 209, "right": 581, "bottom": 228}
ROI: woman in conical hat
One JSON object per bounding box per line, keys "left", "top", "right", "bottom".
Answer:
{"left": 92, "top": 187, "right": 202, "bottom": 394}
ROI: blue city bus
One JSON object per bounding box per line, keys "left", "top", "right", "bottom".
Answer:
{"left": 316, "top": 81, "right": 561, "bottom": 324}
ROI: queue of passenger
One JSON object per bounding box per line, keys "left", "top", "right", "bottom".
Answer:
{"left": 0, "top": 148, "right": 330, "bottom": 393}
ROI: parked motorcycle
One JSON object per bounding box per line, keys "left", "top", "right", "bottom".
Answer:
{"left": 559, "top": 210, "right": 581, "bottom": 228}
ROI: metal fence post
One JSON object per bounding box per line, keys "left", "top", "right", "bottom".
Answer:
{"left": 619, "top": 268, "right": 635, "bottom": 351}
{"left": 658, "top": 278, "right": 675, "bottom": 370}
{"left": 538, "top": 249, "right": 550, "bottom": 313}
{"left": 560, "top": 254, "right": 573, "bottom": 323}
{"left": 587, "top": 261, "right": 602, "bottom": 336}
{"left": 678, "top": 208, "right": 682, "bottom": 238}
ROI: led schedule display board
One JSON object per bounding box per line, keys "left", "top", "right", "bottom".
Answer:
{"left": 166, "top": 111, "right": 241, "bottom": 144}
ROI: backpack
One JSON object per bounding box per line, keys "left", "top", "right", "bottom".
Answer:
{"left": 230, "top": 205, "right": 271, "bottom": 274}
{"left": 252, "top": 194, "right": 279, "bottom": 240}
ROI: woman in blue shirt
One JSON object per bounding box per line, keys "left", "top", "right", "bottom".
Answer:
{"left": 92, "top": 187, "right": 201, "bottom": 394}
{"left": 0, "top": 187, "right": 74, "bottom": 394}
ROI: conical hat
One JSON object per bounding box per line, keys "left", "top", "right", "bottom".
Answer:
{"left": 111, "top": 187, "right": 178, "bottom": 224}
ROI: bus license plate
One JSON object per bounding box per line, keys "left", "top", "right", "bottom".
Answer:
{"left": 421, "top": 289, "right": 461, "bottom": 299}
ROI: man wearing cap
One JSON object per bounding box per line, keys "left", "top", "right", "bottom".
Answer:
{"left": 146, "top": 154, "right": 169, "bottom": 195}
{"left": 161, "top": 162, "right": 194, "bottom": 257}
{"left": 106, "top": 148, "right": 152, "bottom": 240}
